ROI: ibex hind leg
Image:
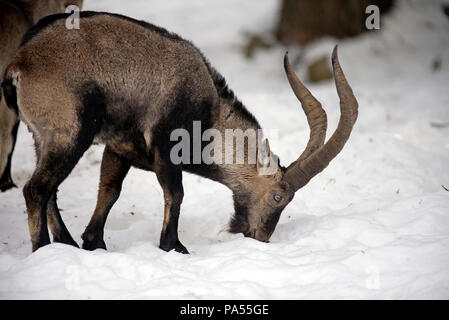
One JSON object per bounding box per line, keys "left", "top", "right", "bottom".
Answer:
{"left": 47, "top": 192, "right": 79, "bottom": 247}
{"left": 23, "top": 135, "right": 91, "bottom": 252}
{"left": 23, "top": 84, "right": 103, "bottom": 252}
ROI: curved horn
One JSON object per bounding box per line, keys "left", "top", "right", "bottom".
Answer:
{"left": 283, "top": 45, "right": 358, "bottom": 191}
{"left": 284, "top": 52, "right": 327, "bottom": 164}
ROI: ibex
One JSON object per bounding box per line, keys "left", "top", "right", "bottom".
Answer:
{"left": 0, "top": 0, "right": 83, "bottom": 192}
{"left": 2, "top": 12, "right": 358, "bottom": 253}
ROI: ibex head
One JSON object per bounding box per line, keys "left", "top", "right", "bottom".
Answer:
{"left": 229, "top": 46, "right": 358, "bottom": 242}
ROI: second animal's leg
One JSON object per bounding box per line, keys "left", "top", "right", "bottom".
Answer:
{"left": 154, "top": 149, "right": 188, "bottom": 254}
{"left": 47, "top": 192, "right": 79, "bottom": 247}
{"left": 82, "top": 146, "right": 130, "bottom": 250}
{"left": 0, "top": 101, "right": 19, "bottom": 192}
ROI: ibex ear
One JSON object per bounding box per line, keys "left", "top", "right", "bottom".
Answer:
{"left": 263, "top": 138, "right": 270, "bottom": 158}
{"left": 257, "top": 139, "right": 278, "bottom": 176}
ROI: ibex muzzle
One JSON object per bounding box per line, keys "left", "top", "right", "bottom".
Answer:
{"left": 2, "top": 12, "right": 358, "bottom": 253}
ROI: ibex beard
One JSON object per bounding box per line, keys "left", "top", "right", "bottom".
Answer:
{"left": 1, "top": 11, "right": 358, "bottom": 253}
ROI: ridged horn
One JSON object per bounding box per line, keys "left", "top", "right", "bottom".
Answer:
{"left": 283, "top": 45, "right": 358, "bottom": 191}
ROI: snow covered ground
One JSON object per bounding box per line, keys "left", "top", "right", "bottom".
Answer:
{"left": 0, "top": 0, "right": 448, "bottom": 299}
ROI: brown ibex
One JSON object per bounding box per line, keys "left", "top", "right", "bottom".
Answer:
{"left": 2, "top": 12, "right": 358, "bottom": 253}
{"left": 0, "top": 0, "right": 83, "bottom": 192}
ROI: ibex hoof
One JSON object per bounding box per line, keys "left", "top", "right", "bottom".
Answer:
{"left": 160, "top": 240, "right": 189, "bottom": 254}
{"left": 53, "top": 236, "right": 79, "bottom": 248}
{"left": 81, "top": 231, "right": 107, "bottom": 251}
{"left": 0, "top": 179, "right": 17, "bottom": 192}
{"left": 31, "top": 238, "right": 51, "bottom": 252}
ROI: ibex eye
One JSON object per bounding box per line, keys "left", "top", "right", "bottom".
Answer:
{"left": 273, "top": 194, "right": 282, "bottom": 202}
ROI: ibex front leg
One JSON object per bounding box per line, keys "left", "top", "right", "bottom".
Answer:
{"left": 154, "top": 149, "right": 188, "bottom": 254}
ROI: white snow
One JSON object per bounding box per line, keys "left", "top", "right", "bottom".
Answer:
{"left": 0, "top": 0, "right": 448, "bottom": 299}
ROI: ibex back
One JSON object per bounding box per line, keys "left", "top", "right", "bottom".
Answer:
{"left": 2, "top": 12, "right": 358, "bottom": 253}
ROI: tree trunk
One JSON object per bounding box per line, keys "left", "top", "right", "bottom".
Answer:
{"left": 276, "top": 0, "right": 394, "bottom": 46}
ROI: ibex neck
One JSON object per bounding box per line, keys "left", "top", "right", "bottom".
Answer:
{"left": 184, "top": 98, "right": 262, "bottom": 192}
